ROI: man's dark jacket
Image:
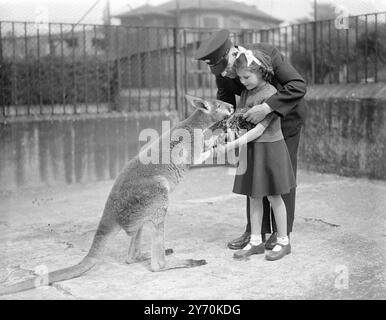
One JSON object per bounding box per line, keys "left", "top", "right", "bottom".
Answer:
{"left": 215, "top": 43, "right": 307, "bottom": 138}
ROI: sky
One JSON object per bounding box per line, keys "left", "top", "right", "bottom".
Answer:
{"left": 0, "top": 0, "right": 385, "bottom": 25}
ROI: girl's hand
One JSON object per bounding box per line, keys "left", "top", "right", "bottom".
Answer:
{"left": 204, "top": 136, "right": 216, "bottom": 150}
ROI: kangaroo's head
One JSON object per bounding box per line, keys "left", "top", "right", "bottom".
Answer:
{"left": 185, "top": 95, "right": 234, "bottom": 129}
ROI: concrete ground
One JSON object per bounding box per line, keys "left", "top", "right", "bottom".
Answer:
{"left": 0, "top": 167, "right": 385, "bottom": 300}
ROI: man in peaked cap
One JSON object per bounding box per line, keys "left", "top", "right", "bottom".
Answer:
{"left": 194, "top": 29, "right": 234, "bottom": 76}
{"left": 195, "top": 29, "right": 307, "bottom": 251}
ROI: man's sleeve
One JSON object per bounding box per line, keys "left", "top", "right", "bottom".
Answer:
{"left": 265, "top": 47, "right": 307, "bottom": 117}
{"left": 215, "top": 75, "right": 243, "bottom": 108}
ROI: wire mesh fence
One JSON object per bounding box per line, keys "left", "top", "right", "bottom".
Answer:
{"left": 1, "top": 11, "right": 386, "bottom": 117}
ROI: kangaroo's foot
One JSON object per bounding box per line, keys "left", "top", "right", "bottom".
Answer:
{"left": 151, "top": 258, "right": 207, "bottom": 272}
{"left": 150, "top": 220, "right": 206, "bottom": 272}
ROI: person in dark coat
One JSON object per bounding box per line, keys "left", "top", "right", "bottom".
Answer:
{"left": 194, "top": 29, "right": 307, "bottom": 250}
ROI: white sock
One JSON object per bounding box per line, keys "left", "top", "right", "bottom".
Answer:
{"left": 243, "top": 234, "right": 262, "bottom": 250}
{"left": 250, "top": 234, "right": 262, "bottom": 245}
{"left": 272, "top": 235, "right": 289, "bottom": 252}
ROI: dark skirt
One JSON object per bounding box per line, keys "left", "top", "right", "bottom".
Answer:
{"left": 233, "top": 140, "right": 296, "bottom": 198}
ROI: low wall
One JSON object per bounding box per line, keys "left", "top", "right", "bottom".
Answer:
{"left": 299, "top": 83, "right": 386, "bottom": 180}
{"left": 1, "top": 83, "right": 385, "bottom": 191}
{"left": 0, "top": 112, "right": 179, "bottom": 191}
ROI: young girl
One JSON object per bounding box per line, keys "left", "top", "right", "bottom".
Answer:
{"left": 214, "top": 49, "right": 296, "bottom": 261}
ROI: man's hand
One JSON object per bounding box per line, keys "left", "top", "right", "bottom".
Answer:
{"left": 242, "top": 102, "right": 273, "bottom": 124}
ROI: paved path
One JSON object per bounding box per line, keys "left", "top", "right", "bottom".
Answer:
{"left": 0, "top": 167, "right": 385, "bottom": 299}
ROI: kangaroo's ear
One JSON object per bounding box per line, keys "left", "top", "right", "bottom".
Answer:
{"left": 185, "top": 95, "right": 211, "bottom": 113}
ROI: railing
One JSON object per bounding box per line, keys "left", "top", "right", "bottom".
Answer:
{"left": 1, "top": 12, "right": 385, "bottom": 117}
{"left": 0, "top": 22, "right": 177, "bottom": 116}
{"left": 249, "top": 12, "right": 386, "bottom": 85}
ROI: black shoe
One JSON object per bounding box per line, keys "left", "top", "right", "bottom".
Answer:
{"left": 265, "top": 243, "right": 291, "bottom": 261}
{"left": 233, "top": 242, "right": 265, "bottom": 259}
{"left": 227, "top": 232, "right": 250, "bottom": 250}
{"left": 264, "top": 232, "right": 277, "bottom": 250}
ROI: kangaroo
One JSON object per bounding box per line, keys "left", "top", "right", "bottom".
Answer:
{"left": 0, "top": 95, "right": 234, "bottom": 296}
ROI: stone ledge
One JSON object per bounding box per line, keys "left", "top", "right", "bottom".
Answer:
{"left": 305, "top": 83, "right": 386, "bottom": 101}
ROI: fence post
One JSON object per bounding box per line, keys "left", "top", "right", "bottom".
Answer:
{"left": 311, "top": 21, "right": 317, "bottom": 84}
{"left": 0, "top": 22, "right": 3, "bottom": 115}
{"left": 173, "top": 27, "right": 183, "bottom": 119}
{"left": 183, "top": 29, "right": 188, "bottom": 118}
{"left": 241, "top": 30, "right": 247, "bottom": 44}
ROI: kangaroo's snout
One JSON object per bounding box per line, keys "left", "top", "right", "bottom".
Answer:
{"left": 185, "top": 94, "right": 234, "bottom": 117}
{"left": 215, "top": 100, "right": 234, "bottom": 116}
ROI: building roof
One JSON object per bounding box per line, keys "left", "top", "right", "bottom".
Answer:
{"left": 114, "top": 0, "right": 282, "bottom": 23}
{"left": 117, "top": 4, "right": 172, "bottom": 17}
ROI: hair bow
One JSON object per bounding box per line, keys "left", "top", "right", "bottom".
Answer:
{"left": 236, "top": 46, "right": 262, "bottom": 67}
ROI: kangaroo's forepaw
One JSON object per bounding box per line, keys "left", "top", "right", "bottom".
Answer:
{"left": 127, "top": 249, "right": 173, "bottom": 265}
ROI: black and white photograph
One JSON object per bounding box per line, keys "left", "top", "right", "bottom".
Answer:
{"left": 0, "top": 0, "right": 385, "bottom": 303}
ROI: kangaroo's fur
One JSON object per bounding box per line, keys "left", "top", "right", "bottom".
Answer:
{"left": 0, "top": 95, "right": 234, "bottom": 296}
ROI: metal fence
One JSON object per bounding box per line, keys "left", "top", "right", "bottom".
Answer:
{"left": 1, "top": 11, "right": 386, "bottom": 117}
{"left": 251, "top": 12, "right": 386, "bottom": 85}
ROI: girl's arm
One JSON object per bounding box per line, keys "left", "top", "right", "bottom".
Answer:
{"left": 220, "top": 113, "right": 276, "bottom": 153}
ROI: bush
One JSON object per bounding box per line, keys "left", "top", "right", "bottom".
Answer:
{"left": 289, "top": 20, "right": 386, "bottom": 83}
{"left": 0, "top": 55, "right": 118, "bottom": 106}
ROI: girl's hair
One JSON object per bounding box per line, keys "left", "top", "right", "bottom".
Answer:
{"left": 231, "top": 50, "right": 274, "bottom": 83}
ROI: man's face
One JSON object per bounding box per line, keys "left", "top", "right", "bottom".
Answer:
{"left": 221, "top": 47, "right": 239, "bottom": 77}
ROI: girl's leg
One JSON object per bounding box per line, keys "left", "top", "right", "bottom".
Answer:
{"left": 233, "top": 196, "right": 266, "bottom": 259}
{"left": 242, "top": 196, "right": 264, "bottom": 250}
{"left": 267, "top": 195, "right": 289, "bottom": 252}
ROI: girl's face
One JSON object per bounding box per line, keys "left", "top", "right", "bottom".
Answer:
{"left": 237, "top": 68, "right": 263, "bottom": 90}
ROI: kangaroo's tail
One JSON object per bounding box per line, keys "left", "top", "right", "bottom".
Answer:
{"left": 0, "top": 214, "right": 121, "bottom": 296}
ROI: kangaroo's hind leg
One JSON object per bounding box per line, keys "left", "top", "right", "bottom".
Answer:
{"left": 150, "top": 220, "right": 207, "bottom": 272}
{"left": 126, "top": 225, "right": 173, "bottom": 264}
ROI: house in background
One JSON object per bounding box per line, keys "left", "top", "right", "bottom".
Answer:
{"left": 114, "top": 0, "right": 282, "bottom": 30}
{"left": 1, "top": 24, "right": 109, "bottom": 60}
{"left": 112, "top": 0, "right": 282, "bottom": 90}
{"left": 2, "top": 0, "right": 281, "bottom": 61}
